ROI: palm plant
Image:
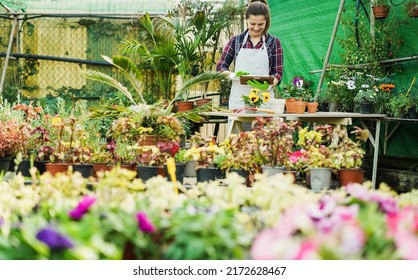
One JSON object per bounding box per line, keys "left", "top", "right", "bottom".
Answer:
{"left": 120, "top": 13, "right": 179, "bottom": 101}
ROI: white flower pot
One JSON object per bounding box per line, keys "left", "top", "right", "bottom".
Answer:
{"left": 265, "top": 99, "right": 286, "bottom": 113}
{"left": 309, "top": 168, "right": 332, "bottom": 192}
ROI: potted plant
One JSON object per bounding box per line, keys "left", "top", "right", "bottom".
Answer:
{"left": 241, "top": 87, "right": 270, "bottom": 113}
{"left": 118, "top": 11, "right": 227, "bottom": 111}
{"left": 353, "top": 88, "right": 378, "bottom": 114}
{"left": 282, "top": 76, "right": 314, "bottom": 113}
{"left": 293, "top": 125, "right": 334, "bottom": 187}
{"left": 164, "top": 147, "right": 187, "bottom": 184}
{"left": 252, "top": 118, "right": 296, "bottom": 175}
{"left": 305, "top": 146, "right": 333, "bottom": 192}
{"left": 372, "top": 0, "right": 391, "bottom": 19}
{"left": 184, "top": 133, "right": 225, "bottom": 182}
{"left": 407, "top": 1, "right": 418, "bottom": 17}
{"left": 135, "top": 141, "right": 180, "bottom": 182}
{"left": 388, "top": 90, "right": 411, "bottom": 118}
{"left": 9, "top": 102, "right": 45, "bottom": 176}
{"left": 0, "top": 118, "right": 22, "bottom": 173}
{"left": 215, "top": 130, "right": 262, "bottom": 186}
{"left": 219, "top": 78, "right": 232, "bottom": 106}
{"left": 329, "top": 126, "right": 368, "bottom": 187}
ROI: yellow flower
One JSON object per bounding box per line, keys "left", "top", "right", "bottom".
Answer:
{"left": 250, "top": 88, "right": 259, "bottom": 95}
{"left": 261, "top": 91, "right": 270, "bottom": 103}
{"left": 51, "top": 117, "right": 63, "bottom": 126}
{"left": 249, "top": 91, "right": 259, "bottom": 103}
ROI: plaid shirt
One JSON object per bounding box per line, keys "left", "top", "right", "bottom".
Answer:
{"left": 216, "top": 30, "right": 283, "bottom": 82}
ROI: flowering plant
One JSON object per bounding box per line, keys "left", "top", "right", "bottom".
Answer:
{"left": 251, "top": 184, "right": 410, "bottom": 260}
{"left": 215, "top": 130, "right": 260, "bottom": 173}
{"left": 0, "top": 119, "right": 22, "bottom": 157}
{"left": 135, "top": 141, "right": 180, "bottom": 166}
{"left": 12, "top": 102, "right": 44, "bottom": 158}
{"left": 282, "top": 76, "right": 314, "bottom": 100}
{"left": 252, "top": 118, "right": 296, "bottom": 167}
{"left": 353, "top": 88, "right": 379, "bottom": 104}
{"left": 1, "top": 161, "right": 418, "bottom": 260}
{"left": 183, "top": 133, "right": 225, "bottom": 168}
{"left": 287, "top": 149, "right": 309, "bottom": 173}
{"left": 329, "top": 126, "right": 367, "bottom": 170}
{"left": 242, "top": 88, "right": 270, "bottom": 108}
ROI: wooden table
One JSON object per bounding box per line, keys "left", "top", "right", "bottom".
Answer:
{"left": 201, "top": 111, "right": 386, "bottom": 189}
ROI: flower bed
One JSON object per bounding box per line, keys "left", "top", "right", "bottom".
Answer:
{"left": 1, "top": 168, "right": 417, "bottom": 260}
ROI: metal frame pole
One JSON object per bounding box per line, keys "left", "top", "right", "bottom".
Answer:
{"left": 0, "top": 15, "right": 18, "bottom": 97}
{"left": 314, "top": 0, "right": 345, "bottom": 102}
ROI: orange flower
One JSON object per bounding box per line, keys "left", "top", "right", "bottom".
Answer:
{"left": 379, "top": 83, "right": 396, "bottom": 92}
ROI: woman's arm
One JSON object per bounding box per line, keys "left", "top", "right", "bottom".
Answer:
{"left": 216, "top": 36, "right": 237, "bottom": 73}
{"left": 268, "top": 36, "right": 283, "bottom": 86}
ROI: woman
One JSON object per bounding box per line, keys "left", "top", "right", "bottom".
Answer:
{"left": 216, "top": 0, "right": 283, "bottom": 112}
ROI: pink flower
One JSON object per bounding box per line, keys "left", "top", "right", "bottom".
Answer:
{"left": 387, "top": 206, "right": 418, "bottom": 259}
{"left": 68, "top": 196, "right": 96, "bottom": 220}
{"left": 293, "top": 240, "right": 318, "bottom": 260}
{"left": 250, "top": 228, "right": 280, "bottom": 260}
{"left": 136, "top": 211, "right": 155, "bottom": 233}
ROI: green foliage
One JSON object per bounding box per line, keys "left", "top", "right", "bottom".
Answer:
{"left": 337, "top": 11, "right": 404, "bottom": 77}
{"left": 163, "top": 202, "right": 251, "bottom": 260}
{"left": 354, "top": 89, "right": 378, "bottom": 104}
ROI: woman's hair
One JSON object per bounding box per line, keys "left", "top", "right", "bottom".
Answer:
{"left": 246, "top": 0, "right": 270, "bottom": 33}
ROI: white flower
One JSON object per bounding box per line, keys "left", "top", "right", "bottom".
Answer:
{"left": 361, "top": 84, "right": 369, "bottom": 89}
{"left": 346, "top": 80, "right": 356, "bottom": 90}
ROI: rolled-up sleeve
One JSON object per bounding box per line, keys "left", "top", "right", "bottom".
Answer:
{"left": 269, "top": 37, "right": 283, "bottom": 82}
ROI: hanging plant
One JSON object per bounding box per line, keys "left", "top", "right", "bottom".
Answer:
{"left": 407, "top": 1, "right": 418, "bottom": 17}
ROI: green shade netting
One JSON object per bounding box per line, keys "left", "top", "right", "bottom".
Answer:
{"left": 0, "top": 0, "right": 177, "bottom": 14}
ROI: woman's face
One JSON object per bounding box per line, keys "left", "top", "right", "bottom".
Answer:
{"left": 247, "top": 15, "right": 266, "bottom": 38}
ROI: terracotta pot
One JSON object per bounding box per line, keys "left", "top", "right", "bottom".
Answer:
{"left": 195, "top": 98, "right": 212, "bottom": 107}
{"left": 138, "top": 135, "right": 158, "bottom": 146}
{"left": 285, "top": 98, "right": 296, "bottom": 113}
{"left": 338, "top": 168, "right": 364, "bottom": 187}
{"left": 45, "top": 162, "right": 69, "bottom": 176}
{"left": 372, "top": 5, "right": 390, "bottom": 19}
{"left": 93, "top": 163, "right": 112, "bottom": 177}
{"left": 294, "top": 101, "right": 307, "bottom": 114}
{"left": 176, "top": 101, "right": 194, "bottom": 112}
{"left": 307, "top": 102, "right": 319, "bottom": 113}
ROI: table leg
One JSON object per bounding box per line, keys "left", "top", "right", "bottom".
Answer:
{"left": 227, "top": 119, "right": 235, "bottom": 137}
{"left": 371, "top": 119, "right": 381, "bottom": 190}
{"left": 213, "top": 123, "right": 220, "bottom": 140}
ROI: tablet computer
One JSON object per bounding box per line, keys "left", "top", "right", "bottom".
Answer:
{"left": 240, "top": 75, "right": 274, "bottom": 85}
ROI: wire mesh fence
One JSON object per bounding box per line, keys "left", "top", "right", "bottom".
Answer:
{"left": 0, "top": 16, "right": 145, "bottom": 103}
{"left": 0, "top": 15, "right": 237, "bottom": 106}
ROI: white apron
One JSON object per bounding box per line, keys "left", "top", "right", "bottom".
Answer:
{"left": 229, "top": 33, "right": 274, "bottom": 110}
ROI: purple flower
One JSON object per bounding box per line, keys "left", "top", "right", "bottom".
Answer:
{"left": 136, "top": 211, "right": 155, "bottom": 233}
{"left": 292, "top": 77, "right": 304, "bottom": 88}
{"left": 36, "top": 227, "right": 74, "bottom": 250}
{"left": 68, "top": 196, "right": 96, "bottom": 220}
{"left": 370, "top": 193, "right": 398, "bottom": 216}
